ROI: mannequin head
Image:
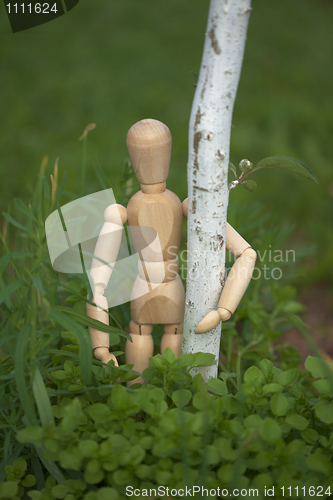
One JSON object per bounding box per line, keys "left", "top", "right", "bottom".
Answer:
{"left": 126, "top": 119, "right": 172, "bottom": 187}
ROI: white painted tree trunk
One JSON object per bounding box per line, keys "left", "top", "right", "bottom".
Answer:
{"left": 182, "top": 0, "right": 251, "bottom": 380}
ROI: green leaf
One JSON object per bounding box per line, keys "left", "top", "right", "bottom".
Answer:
{"left": 207, "top": 378, "right": 228, "bottom": 395}
{"left": 170, "top": 389, "right": 191, "bottom": 408}
{"left": 17, "top": 427, "right": 43, "bottom": 446}
{"left": 14, "top": 325, "right": 38, "bottom": 426}
{"left": 32, "top": 367, "right": 54, "bottom": 427}
{"left": 253, "top": 156, "right": 318, "bottom": 184}
{"left": 313, "top": 379, "right": 332, "bottom": 395}
{"left": 228, "top": 162, "right": 237, "bottom": 176}
{"left": 112, "top": 469, "right": 132, "bottom": 486}
{"left": 285, "top": 413, "right": 309, "bottom": 430}
{"left": 277, "top": 368, "right": 299, "bottom": 386}
{"left": 50, "top": 484, "right": 69, "bottom": 498}
{"left": 0, "top": 444, "right": 25, "bottom": 484}
{"left": 301, "top": 428, "right": 318, "bottom": 445}
{"left": 2, "top": 212, "right": 30, "bottom": 232}
{"left": 32, "top": 276, "right": 46, "bottom": 296}
{"left": 78, "top": 440, "right": 99, "bottom": 458}
{"left": 21, "top": 475, "right": 36, "bottom": 487}
{"left": 60, "top": 399, "right": 87, "bottom": 433}
{"left": 244, "top": 366, "right": 264, "bottom": 386}
{"left": 270, "top": 393, "right": 289, "bottom": 416}
{"left": 149, "top": 354, "right": 169, "bottom": 371}
{"left": 305, "top": 356, "right": 329, "bottom": 379}
{"left": 259, "top": 417, "right": 282, "bottom": 444}
{"left": 112, "top": 384, "right": 129, "bottom": 410}
{"left": 307, "top": 453, "right": 332, "bottom": 476}
{"left": 260, "top": 359, "right": 273, "bottom": 378}
{"left": 315, "top": 400, "right": 333, "bottom": 424}
{"left": 53, "top": 306, "right": 129, "bottom": 339}
{"left": 35, "top": 446, "right": 65, "bottom": 484}
{"left": 244, "top": 414, "right": 263, "bottom": 429}
{"left": 193, "top": 393, "right": 213, "bottom": 411}
{"left": 12, "top": 457, "right": 27, "bottom": 475}
{"left": 192, "top": 373, "right": 207, "bottom": 394}
{"left": 262, "top": 383, "right": 283, "bottom": 395}
{"left": 242, "top": 180, "right": 257, "bottom": 192}
{"left": 0, "top": 481, "right": 18, "bottom": 498}
{"left": 0, "top": 360, "right": 5, "bottom": 402}
{"left": 49, "top": 309, "right": 92, "bottom": 386}
{"left": 0, "top": 281, "right": 27, "bottom": 306}
{"left": 51, "top": 370, "right": 69, "bottom": 381}
{"left": 215, "top": 438, "right": 238, "bottom": 460}
{"left": 190, "top": 352, "right": 215, "bottom": 367}
{"left": 163, "top": 347, "right": 175, "bottom": 364}
{"left": 97, "top": 488, "right": 119, "bottom": 500}
{"left": 0, "top": 252, "right": 34, "bottom": 278}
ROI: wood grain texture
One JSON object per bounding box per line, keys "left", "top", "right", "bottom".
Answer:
{"left": 226, "top": 222, "right": 251, "bottom": 257}
{"left": 127, "top": 189, "right": 183, "bottom": 261}
{"left": 126, "top": 119, "right": 172, "bottom": 185}
{"left": 131, "top": 274, "right": 185, "bottom": 325}
{"left": 125, "top": 333, "right": 154, "bottom": 386}
{"left": 86, "top": 301, "right": 109, "bottom": 349}
{"left": 218, "top": 247, "right": 257, "bottom": 313}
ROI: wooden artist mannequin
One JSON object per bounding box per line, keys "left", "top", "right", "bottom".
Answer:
{"left": 87, "top": 119, "right": 257, "bottom": 384}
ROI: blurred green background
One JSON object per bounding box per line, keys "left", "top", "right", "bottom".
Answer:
{"left": 0, "top": 0, "right": 332, "bottom": 286}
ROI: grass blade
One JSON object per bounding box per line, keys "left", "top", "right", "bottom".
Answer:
{"left": 14, "top": 325, "right": 38, "bottom": 426}
{"left": 0, "top": 252, "right": 33, "bottom": 277}
{"left": 0, "top": 360, "right": 5, "bottom": 401}
{"left": 53, "top": 305, "right": 130, "bottom": 339}
{"left": 0, "top": 281, "right": 27, "bottom": 306}
{"left": 33, "top": 455, "right": 45, "bottom": 490}
{"left": 36, "top": 445, "right": 66, "bottom": 484}
{"left": 32, "top": 367, "right": 54, "bottom": 427}
{"left": 2, "top": 213, "right": 29, "bottom": 232}
{"left": 49, "top": 309, "right": 92, "bottom": 386}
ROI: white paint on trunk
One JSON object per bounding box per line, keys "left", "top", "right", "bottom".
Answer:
{"left": 182, "top": 0, "right": 251, "bottom": 380}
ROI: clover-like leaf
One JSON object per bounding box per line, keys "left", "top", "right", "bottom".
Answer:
{"left": 270, "top": 392, "right": 288, "bottom": 416}
{"left": 207, "top": 378, "right": 228, "bottom": 396}
{"left": 172, "top": 389, "right": 192, "bottom": 408}
{"left": 315, "top": 400, "right": 333, "bottom": 424}
{"left": 305, "top": 356, "right": 330, "bottom": 379}
{"left": 286, "top": 413, "right": 309, "bottom": 430}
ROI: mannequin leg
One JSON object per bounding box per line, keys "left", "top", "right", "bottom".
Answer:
{"left": 125, "top": 320, "right": 154, "bottom": 386}
{"left": 160, "top": 323, "right": 183, "bottom": 358}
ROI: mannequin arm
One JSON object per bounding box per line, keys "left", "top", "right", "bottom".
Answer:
{"left": 195, "top": 223, "right": 257, "bottom": 334}
{"left": 87, "top": 204, "right": 127, "bottom": 365}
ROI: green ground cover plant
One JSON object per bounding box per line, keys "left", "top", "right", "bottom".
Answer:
{"left": 1, "top": 153, "right": 332, "bottom": 499}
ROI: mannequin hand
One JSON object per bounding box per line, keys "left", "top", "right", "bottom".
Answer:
{"left": 195, "top": 307, "right": 231, "bottom": 334}
{"left": 94, "top": 347, "right": 119, "bottom": 367}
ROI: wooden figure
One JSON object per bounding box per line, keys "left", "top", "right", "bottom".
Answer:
{"left": 87, "top": 119, "right": 256, "bottom": 384}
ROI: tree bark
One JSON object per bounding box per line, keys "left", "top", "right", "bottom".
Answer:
{"left": 182, "top": 0, "right": 251, "bottom": 380}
